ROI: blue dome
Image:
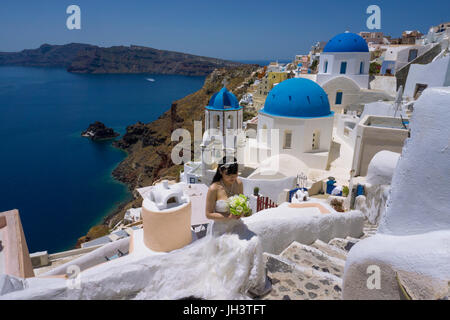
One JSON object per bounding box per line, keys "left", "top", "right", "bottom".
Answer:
{"left": 323, "top": 32, "right": 369, "bottom": 53}
{"left": 206, "top": 87, "right": 242, "bottom": 110}
{"left": 261, "top": 78, "right": 333, "bottom": 118}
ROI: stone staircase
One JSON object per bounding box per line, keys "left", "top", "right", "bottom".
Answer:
{"left": 258, "top": 221, "right": 378, "bottom": 300}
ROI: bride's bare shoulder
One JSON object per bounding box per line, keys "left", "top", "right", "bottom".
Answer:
{"left": 209, "top": 182, "right": 221, "bottom": 191}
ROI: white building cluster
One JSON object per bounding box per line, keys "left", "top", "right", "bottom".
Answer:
{"left": 181, "top": 26, "right": 450, "bottom": 234}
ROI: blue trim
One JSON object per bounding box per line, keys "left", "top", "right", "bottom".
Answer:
{"left": 206, "top": 106, "right": 243, "bottom": 111}
{"left": 335, "top": 92, "right": 343, "bottom": 105}
{"left": 356, "top": 184, "right": 365, "bottom": 196}
{"left": 259, "top": 109, "right": 334, "bottom": 119}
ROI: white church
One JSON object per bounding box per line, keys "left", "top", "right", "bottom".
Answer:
{"left": 181, "top": 77, "right": 336, "bottom": 185}
{"left": 181, "top": 85, "right": 247, "bottom": 185}
{"left": 248, "top": 78, "right": 334, "bottom": 170}
{"left": 315, "top": 32, "right": 372, "bottom": 113}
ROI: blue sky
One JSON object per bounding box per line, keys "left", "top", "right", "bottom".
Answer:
{"left": 0, "top": 0, "right": 449, "bottom": 60}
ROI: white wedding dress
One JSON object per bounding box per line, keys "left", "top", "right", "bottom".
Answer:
{"left": 133, "top": 199, "right": 271, "bottom": 300}
{"left": 1, "top": 199, "right": 271, "bottom": 300}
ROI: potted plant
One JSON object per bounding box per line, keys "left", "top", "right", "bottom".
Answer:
{"left": 253, "top": 187, "right": 260, "bottom": 196}
{"left": 342, "top": 186, "right": 349, "bottom": 197}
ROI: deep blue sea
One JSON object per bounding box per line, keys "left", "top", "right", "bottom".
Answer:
{"left": 0, "top": 66, "right": 205, "bottom": 253}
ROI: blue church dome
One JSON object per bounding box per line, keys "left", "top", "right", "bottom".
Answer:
{"left": 206, "top": 87, "right": 242, "bottom": 111}
{"left": 323, "top": 32, "right": 369, "bottom": 53}
{"left": 261, "top": 78, "right": 333, "bottom": 118}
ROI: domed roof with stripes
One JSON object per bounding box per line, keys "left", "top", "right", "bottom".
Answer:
{"left": 261, "top": 78, "right": 333, "bottom": 118}
{"left": 206, "top": 86, "right": 242, "bottom": 111}
{"left": 323, "top": 32, "right": 369, "bottom": 53}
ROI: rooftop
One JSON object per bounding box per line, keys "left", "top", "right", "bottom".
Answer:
{"left": 260, "top": 78, "right": 333, "bottom": 118}
{"left": 323, "top": 32, "right": 369, "bottom": 53}
{"left": 206, "top": 86, "right": 242, "bottom": 111}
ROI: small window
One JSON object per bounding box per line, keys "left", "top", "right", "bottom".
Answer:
{"left": 414, "top": 83, "right": 428, "bottom": 100}
{"left": 227, "top": 114, "right": 233, "bottom": 129}
{"left": 359, "top": 61, "right": 364, "bottom": 74}
{"left": 283, "top": 130, "right": 292, "bottom": 149}
{"left": 408, "top": 49, "right": 418, "bottom": 62}
{"left": 340, "top": 62, "right": 347, "bottom": 74}
{"left": 324, "top": 61, "right": 328, "bottom": 73}
{"left": 216, "top": 115, "right": 221, "bottom": 128}
{"left": 261, "top": 124, "right": 268, "bottom": 144}
{"left": 312, "top": 130, "right": 320, "bottom": 150}
{"left": 335, "top": 91, "right": 343, "bottom": 105}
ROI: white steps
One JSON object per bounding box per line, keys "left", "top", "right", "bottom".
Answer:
{"left": 280, "top": 241, "right": 346, "bottom": 278}
{"left": 261, "top": 253, "right": 342, "bottom": 300}
{"left": 258, "top": 220, "right": 379, "bottom": 300}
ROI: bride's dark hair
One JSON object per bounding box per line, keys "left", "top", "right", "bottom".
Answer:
{"left": 211, "top": 156, "right": 238, "bottom": 183}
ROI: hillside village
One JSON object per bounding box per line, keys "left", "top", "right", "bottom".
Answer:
{"left": 1, "top": 22, "right": 450, "bottom": 300}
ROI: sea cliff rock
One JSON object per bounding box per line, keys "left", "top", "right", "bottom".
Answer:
{"left": 81, "top": 121, "right": 120, "bottom": 141}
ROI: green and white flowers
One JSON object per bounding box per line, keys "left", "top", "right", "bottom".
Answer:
{"left": 227, "top": 194, "right": 252, "bottom": 217}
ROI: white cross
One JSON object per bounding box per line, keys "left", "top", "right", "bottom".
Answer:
{"left": 222, "top": 79, "right": 228, "bottom": 87}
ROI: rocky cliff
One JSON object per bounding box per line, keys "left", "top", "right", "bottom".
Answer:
{"left": 0, "top": 43, "right": 242, "bottom": 76}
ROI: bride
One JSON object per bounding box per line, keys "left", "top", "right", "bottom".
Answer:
{"left": 134, "top": 157, "right": 270, "bottom": 300}
{"left": 202, "top": 156, "right": 271, "bottom": 298}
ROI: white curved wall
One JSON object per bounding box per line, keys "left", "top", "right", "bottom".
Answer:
{"left": 317, "top": 52, "right": 370, "bottom": 89}
{"left": 321, "top": 76, "right": 361, "bottom": 113}
{"left": 379, "top": 87, "right": 450, "bottom": 235}
{"left": 257, "top": 112, "right": 334, "bottom": 169}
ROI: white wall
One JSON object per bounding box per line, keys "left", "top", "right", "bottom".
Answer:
{"left": 257, "top": 112, "right": 334, "bottom": 170}
{"left": 343, "top": 88, "right": 450, "bottom": 300}
{"left": 321, "top": 76, "right": 361, "bottom": 113}
{"left": 295, "top": 74, "right": 317, "bottom": 81}
{"left": 383, "top": 45, "right": 412, "bottom": 61}
{"left": 379, "top": 87, "right": 450, "bottom": 235}
{"left": 404, "top": 55, "right": 450, "bottom": 98}
{"left": 369, "top": 76, "right": 397, "bottom": 95}
{"left": 360, "top": 101, "right": 398, "bottom": 119}
{"left": 334, "top": 114, "right": 359, "bottom": 148}
{"left": 240, "top": 176, "right": 296, "bottom": 203}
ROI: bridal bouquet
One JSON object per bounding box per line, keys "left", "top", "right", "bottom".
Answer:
{"left": 228, "top": 194, "right": 252, "bottom": 217}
